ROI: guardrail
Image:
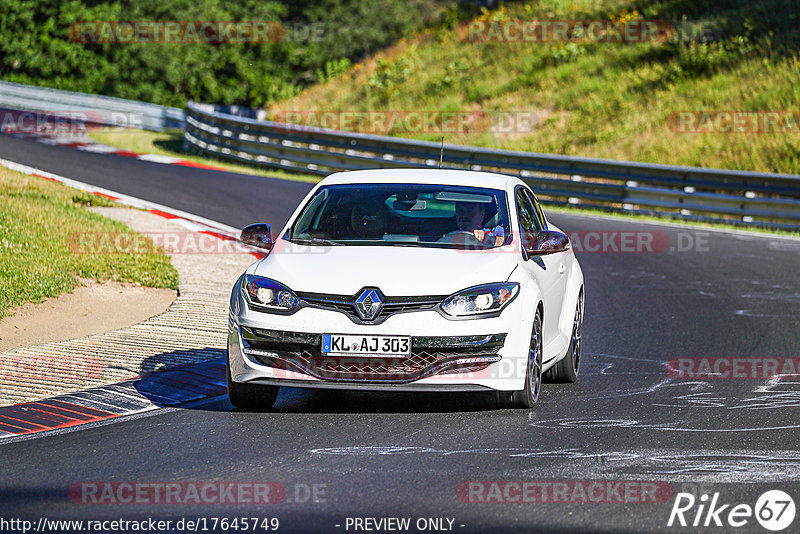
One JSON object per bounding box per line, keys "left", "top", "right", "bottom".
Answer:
{"left": 0, "top": 81, "right": 184, "bottom": 131}
{"left": 185, "top": 101, "right": 800, "bottom": 230}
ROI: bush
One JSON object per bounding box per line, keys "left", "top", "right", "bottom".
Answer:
{"left": 0, "top": 0, "right": 450, "bottom": 108}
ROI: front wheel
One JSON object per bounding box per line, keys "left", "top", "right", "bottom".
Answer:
{"left": 226, "top": 353, "right": 280, "bottom": 410}
{"left": 544, "top": 291, "right": 583, "bottom": 383}
{"left": 499, "top": 310, "right": 543, "bottom": 409}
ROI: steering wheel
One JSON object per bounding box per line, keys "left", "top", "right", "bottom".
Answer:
{"left": 438, "top": 230, "right": 483, "bottom": 245}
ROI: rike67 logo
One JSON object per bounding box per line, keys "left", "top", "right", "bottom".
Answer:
{"left": 668, "top": 490, "right": 796, "bottom": 531}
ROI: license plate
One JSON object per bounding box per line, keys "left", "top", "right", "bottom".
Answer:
{"left": 322, "top": 334, "right": 411, "bottom": 356}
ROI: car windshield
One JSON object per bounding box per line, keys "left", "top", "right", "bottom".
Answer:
{"left": 287, "top": 183, "right": 511, "bottom": 249}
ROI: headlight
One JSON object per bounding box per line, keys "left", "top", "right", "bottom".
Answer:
{"left": 242, "top": 275, "right": 300, "bottom": 312}
{"left": 440, "top": 282, "right": 520, "bottom": 317}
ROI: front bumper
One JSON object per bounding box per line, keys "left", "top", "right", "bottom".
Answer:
{"left": 241, "top": 326, "right": 504, "bottom": 382}
{"left": 228, "top": 290, "right": 530, "bottom": 392}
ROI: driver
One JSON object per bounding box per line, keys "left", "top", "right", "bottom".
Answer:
{"left": 454, "top": 201, "right": 505, "bottom": 247}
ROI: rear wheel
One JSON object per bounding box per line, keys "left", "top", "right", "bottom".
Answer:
{"left": 226, "top": 353, "right": 280, "bottom": 410}
{"left": 544, "top": 291, "right": 583, "bottom": 383}
{"left": 498, "top": 310, "right": 543, "bottom": 409}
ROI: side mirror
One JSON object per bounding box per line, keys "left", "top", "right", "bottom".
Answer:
{"left": 526, "top": 230, "right": 570, "bottom": 256}
{"left": 240, "top": 223, "right": 272, "bottom": 250}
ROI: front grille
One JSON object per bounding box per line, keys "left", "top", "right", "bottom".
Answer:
{"left": 241, "top": 327, "right": 505, "bottom": 383}
{"left": 297, "top": 292, "right": 444, "bottom": 324}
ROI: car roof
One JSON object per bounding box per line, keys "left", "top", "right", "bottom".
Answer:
{"left": 320, "top": 168, "right": 522, "bottom": 190}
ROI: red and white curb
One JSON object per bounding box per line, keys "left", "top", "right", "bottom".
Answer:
{"left": 7, "top": 131, "right": 227, "bottom": 171}
{"left": 0, "top": 157, "right": 268, "bottom": 439}
{"left": 0, "top": 358, "right": 227, "bottom": 440}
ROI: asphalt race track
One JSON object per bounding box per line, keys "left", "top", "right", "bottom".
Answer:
{"left": 0, "top": 134, "right": 311, "bottom": 230}
{"left": 2, "top": 134, "right": 800, "bottom": 533}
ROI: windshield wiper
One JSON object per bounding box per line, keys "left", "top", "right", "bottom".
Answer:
{"left": 290, "top": 237, "right": 345, "bottom": 246}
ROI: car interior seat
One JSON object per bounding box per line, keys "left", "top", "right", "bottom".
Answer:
{"left": 350, "top": 202, "right": 388, "bottom": 239}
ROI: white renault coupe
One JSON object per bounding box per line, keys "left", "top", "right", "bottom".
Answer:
{"left": 227, "top": 169, "right": 583, "bottom": 409}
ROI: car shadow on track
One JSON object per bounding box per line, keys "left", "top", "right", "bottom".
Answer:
{"left": 132, "top": 350, "right": 228, "bottom": 410}
{"left": 269, "top": 387, "right": 503, "bottom": 414}
{"left": 133, "top": 349, "right": 505, "bottom": 414}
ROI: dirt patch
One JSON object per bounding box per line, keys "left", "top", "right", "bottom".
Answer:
{"left": 0, "top": 278, "right": 176, "bottom": 352}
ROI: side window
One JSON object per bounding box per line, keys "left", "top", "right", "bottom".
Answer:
{"left": 526, "top": 190, "right": 547, "bottom": 230}
{"left": 515, "top": 188, "right": 540, "bottom": 251}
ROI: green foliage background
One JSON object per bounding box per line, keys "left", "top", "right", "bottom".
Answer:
{"left": 0, "top": 0, "right": 447, "bottom": 108}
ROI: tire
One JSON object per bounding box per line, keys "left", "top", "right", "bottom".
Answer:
{"left": 498, "top": 310, "right": 543, "bottom": 409}
{"left": 226, "top": 353, "right": 280, "bottom": 410}
{"left": 544, "top": 291, "right": 583, "bottom": 383}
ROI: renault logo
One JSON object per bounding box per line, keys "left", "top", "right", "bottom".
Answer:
{"left": 354, "top": 288, "right": 384, "bottom": 321}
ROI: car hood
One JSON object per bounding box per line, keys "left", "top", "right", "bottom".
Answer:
{"left": 251, "top": 241, "right": 518, "bottom": 296}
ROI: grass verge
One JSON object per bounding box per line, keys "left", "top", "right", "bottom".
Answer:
{"left": 0, "top": 167, "right": 179, "bottom": 319}
{"left": 89, "top": 129, "right": 322, "bottom": 184}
